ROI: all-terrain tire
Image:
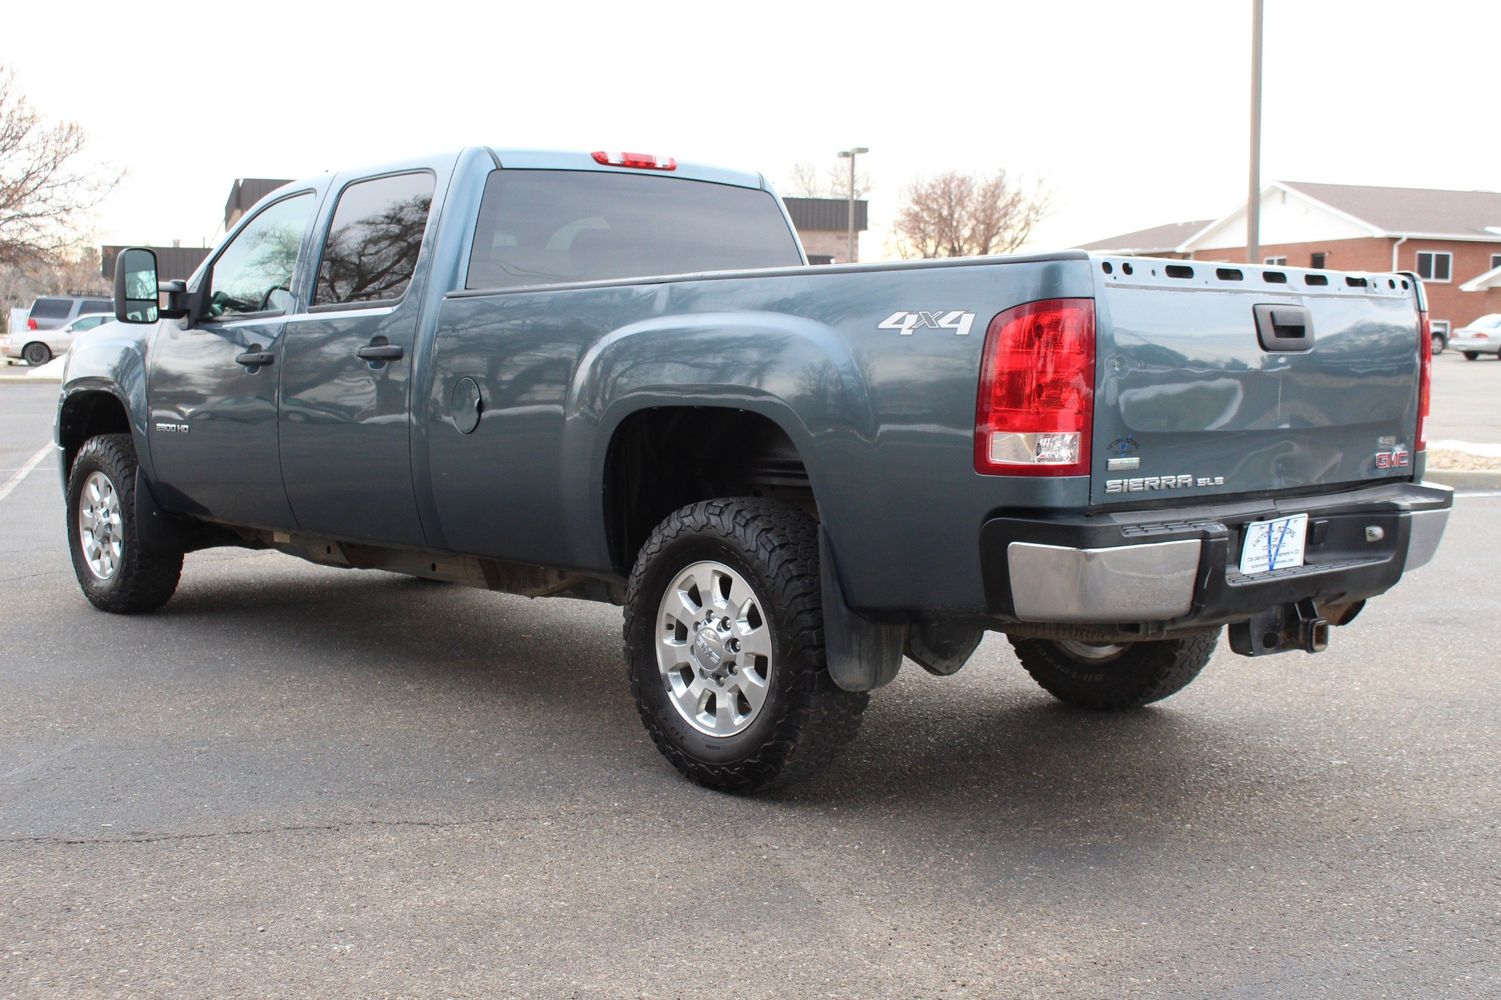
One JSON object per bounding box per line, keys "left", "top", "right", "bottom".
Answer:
{"left": 1009, "top": 630, "right": 1220, "bottom": 711}
{"left": 66, "top": 434, "right": 183, "bottom": 613}
{"left": 624, "top": 498, "right": 868, "bottom": 793}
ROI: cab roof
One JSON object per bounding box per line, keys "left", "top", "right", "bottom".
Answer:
{"left": 486, "top": 148, "right": 768, "bottom": 191}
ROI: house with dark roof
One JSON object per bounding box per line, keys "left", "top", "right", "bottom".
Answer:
{"left": 781, "top": 197, "right": 868, "bottom": 264}
{"left": 224, "top": 178, "right": 293, "bottom": 230}
{"left": 100, "top": 178, "right": 297, "bottom": 283}
{"left": 1077, "top": 219, "right": 1211, "bottom": 259}
{"left": 1081, "top": 181, "right": 1501, "bottom": 336}
{"left": 99, "top": 243, "right": 211, "bottom": 283}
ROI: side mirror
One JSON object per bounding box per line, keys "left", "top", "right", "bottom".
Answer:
{"left": 113, "top": 248, "right": 160, "bottom": 323}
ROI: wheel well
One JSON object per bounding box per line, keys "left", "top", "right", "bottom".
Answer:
{"left": 58, "top": 391, "right": 131, "bottom": 472}
{"left": 604, "top": 407, "right": 815, "bottom": 573}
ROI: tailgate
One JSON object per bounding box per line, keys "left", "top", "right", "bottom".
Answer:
{"left": 1090, "top": 258, "right": 1421, "bottom": 506}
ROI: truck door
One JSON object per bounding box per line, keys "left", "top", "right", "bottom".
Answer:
{"left": 147, "top": 190, "right": 318, "bottom": 529}
{"left": 277, "top": 170, "right": 437, "bottom": 547}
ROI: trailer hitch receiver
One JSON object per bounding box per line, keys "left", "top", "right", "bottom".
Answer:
{"left": 1229, "top": 598, "right": 1330, "bottom": 656}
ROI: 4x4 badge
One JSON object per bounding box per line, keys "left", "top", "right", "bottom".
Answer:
{"left": 879, "top": 310, "right": 976, "bottom": 337}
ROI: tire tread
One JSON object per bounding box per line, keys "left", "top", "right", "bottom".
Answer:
{"left": 67, "top": 434, "right": 183, "bottom": 614}
{"left": 1009, "top": 630, "right": 1219, "bottom": 711}
{"left": 624, "top": 498, "right": 867, "bottom": 792}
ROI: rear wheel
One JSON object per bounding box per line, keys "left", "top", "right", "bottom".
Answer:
{"left": 66, "top": 434, "right": 183, "bottom": 613}
{"left": 22, "top": 342, "right": 51, "bottom": 366}
{"left": 624, "top": 498, "right": 867, "bottom": 792}
{"left": 1431, "top": 333, "right": 1445, "bottom": 356}
{"left": 1463, "top": 351, "right": 1480, "bottom": 361}
{"left": 1009, "top": 630, "right": 1220, "bottom": 711}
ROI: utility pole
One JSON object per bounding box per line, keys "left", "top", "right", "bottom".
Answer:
{"left": 837, "top": 146, "right": 868, "bottom": 263}
{"left": 1247, "top": 0, "right": 1264, "bottom": 265}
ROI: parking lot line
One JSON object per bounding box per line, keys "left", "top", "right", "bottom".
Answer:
{"left": 0, "top": 443, "right": 50, "bottom": 503}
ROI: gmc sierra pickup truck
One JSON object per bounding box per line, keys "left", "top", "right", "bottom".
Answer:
{"left": 60, "top": 147, "right": 1451, "bottom": 791}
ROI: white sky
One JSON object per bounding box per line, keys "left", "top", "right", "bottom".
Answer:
{"left": 4, "top": 0, "right": 1497, "bottom": 257}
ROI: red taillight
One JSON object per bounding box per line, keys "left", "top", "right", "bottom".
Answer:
{"left": 27, "top": 317, "right": 37, "bottom": 330}
{"left": 1417, "top": 311, "right": 1432, "bottom": 451}
{"left": 590, "top": 150, "right": 677, "bottom": 171}
{"left": 975, "top": 298, "right": 1095, "bottom": 476}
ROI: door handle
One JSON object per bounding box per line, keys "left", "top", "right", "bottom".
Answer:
{"left": 356, "top": 344, "right": 404, "bottom": 362}
{"left": 235, "top": 350, "right": 275, "bottom": 369}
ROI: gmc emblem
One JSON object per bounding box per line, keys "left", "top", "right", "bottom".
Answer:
{"left": 1375, "top": 448, "right": 1411, "bottom": 470}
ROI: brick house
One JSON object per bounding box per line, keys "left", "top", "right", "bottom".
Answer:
{"left": 782, "top": 197, "right": 868, "bottom": 264}
{"left": 1083, "top": 182, "right": 1501, "bottom": 340}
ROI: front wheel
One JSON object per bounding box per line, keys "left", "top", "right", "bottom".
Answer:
{"left": 1431, "top": 334, "right": 1446, "bottom": 356}
{"left": 22, "top": 342, "right": 52, "bottom": 366}
{"left": 1009, "top": 630, "right": 1220, "bottom": 711}
{"left": 66, "top": 434, "right": 183, "bottom": 613}
{"left": 624, "top": 499, "right": 868, "bottom": 793}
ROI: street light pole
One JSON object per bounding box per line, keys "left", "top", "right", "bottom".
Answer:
{"left": 837, "top": 146, "right": 868, "bottom": 263}
{"left": 1247, "top": 0, "right": 1264, "bottom": 265}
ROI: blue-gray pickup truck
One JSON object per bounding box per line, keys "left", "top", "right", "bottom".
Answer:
{"left": 59, "top": 147, "right": 1451, "bottom": 791}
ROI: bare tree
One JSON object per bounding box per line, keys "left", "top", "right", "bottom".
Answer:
{"left": 892, "top": 169, "right": 1049, "bottom": 259}
{"left": 0, "top": 64, "right": 117, "bottom": 270}
{"left": 783, "top": 160, "right": 870, "bottom": 200}
{"left": 785, "top": 162, "right": 827, "bottom": 197}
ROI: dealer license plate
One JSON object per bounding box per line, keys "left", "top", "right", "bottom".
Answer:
{"left": 1238, "top": 513, "right": 1309, "bottom": 575}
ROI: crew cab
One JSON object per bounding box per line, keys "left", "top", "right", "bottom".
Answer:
{"left": 58, "top": 147, "right": 1452, "bottom": 791}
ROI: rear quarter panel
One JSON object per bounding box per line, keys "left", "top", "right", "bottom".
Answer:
{"left": 424, "top": 255, "right": 1095, "bottom": 616}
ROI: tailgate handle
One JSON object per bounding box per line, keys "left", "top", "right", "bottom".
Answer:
{"left": 1253, "top": 303, "right": 1313, "bottom": 352}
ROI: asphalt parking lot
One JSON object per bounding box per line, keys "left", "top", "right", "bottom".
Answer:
{"left": 1, "top": 373, "right": 1497, "bottom": 998}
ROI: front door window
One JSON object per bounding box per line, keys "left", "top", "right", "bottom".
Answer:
{"left": 207, "top": 194, "right": 316, "bottom": 318}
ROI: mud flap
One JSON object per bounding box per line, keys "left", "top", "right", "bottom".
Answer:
{"left": 819, "top": 528, "right": 903, "bottom": 692}
{"left": 906, "top": 622, "right": 983, "bottom": 676}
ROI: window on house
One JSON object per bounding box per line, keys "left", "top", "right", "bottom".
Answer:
{"left": 1309, "top": 252, "right": 1327, "bottom": 269}
{"left": 1490, "top": 253, "right": 1501, "bottom": 272}
{"left": 1263, "top": 255, "right": 1287, "bottom": 266}
{"left": 1416, "top": 251, "right": 1452, "bottom": 282}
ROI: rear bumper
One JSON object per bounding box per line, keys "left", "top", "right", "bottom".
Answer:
{"left": 979, "top": 481, "right": 1452, "bottom": 628}
{"left": 1449, "top": 335, "right": 1499, "bottom": 354}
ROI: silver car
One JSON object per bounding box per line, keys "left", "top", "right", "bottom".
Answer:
{"left": 1, "top": 311, "right": 112, "bottom": 366}
{"left": 1451, "top": 313, "right": 1501, "bottom": 360}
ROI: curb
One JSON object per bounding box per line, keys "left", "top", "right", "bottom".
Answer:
{"left": 1423, "top": 469, "right": 1501, "bottom": 490}
{"left": 0, "top": 375, "right": 60, "bottom": 385}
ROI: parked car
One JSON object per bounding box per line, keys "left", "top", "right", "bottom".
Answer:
{"left": 1450, "top": 313, "right": 1501, "bottom": 360}
{"left": 24, "top": 295, "right": 112, "bottom": 332}
{"left": 3, "top": 295, "right": 112, "bottom": 366}
{"left": 2, "top": 311, "right": 112, "bottom": 366}
{"left": 59, "top": 147, "right": 1451, "bottom": 792}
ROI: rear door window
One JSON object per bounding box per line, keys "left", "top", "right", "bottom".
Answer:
{"left": 314, "top": 171, "right": 435, "bottom": 306}
{"left": 466, "top": 170, "right": 802, "bottom": 290}
{"left": 81, "top": 299, "right": 111, "bottom": 315}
